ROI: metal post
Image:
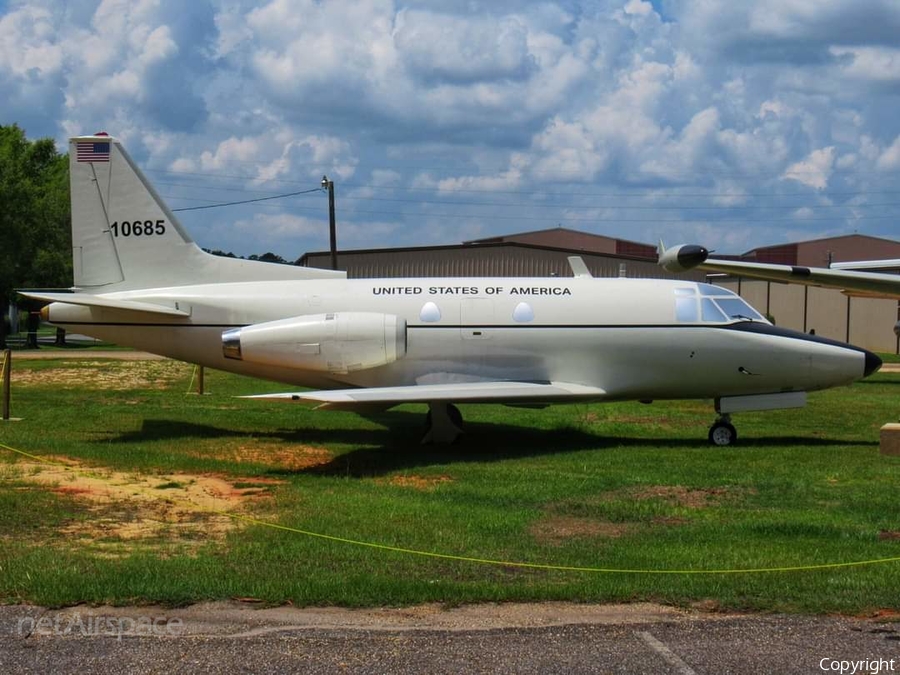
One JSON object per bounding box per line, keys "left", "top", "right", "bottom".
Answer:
{"left": 802, "top": 285, "right": 808, "bottom": 333}
{"left": 322, "top": 176, "right": 337, "bottom": 270}
{"left": 197, "top": 365, "right": 205, "bottom": 395}
{"left": 846, "top": 295, "right": 851, "bottom": 344}
{"left": 2, "top": 350, "right": 10, "bottom": 421}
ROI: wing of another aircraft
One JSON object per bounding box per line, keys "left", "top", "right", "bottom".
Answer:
{"left": 244, "top": 380, "right": 607, "bottom": 411}
{"left": 658, "top": 244, "right": 900, "bottom": 299}
{"left": 696, "top": 259, "right": 900, "bottom": 299}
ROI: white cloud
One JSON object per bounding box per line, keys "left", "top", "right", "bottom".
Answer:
{"left": 3, "top": 0, "right": 900, "bottom": 255}
{"left": 0, "top": 6, "right": 64, "bottom": 76}
{"left": 782, "top": 147, "right": 836, "bottom": 190}
{"left": 201, "top": 135, "right": 263, "bottom": 170}
{"left": 395, "top": 11, "right": 534, "bottom": 84}
{"left": 234, "top": 212, "right": 325, "bottom": 240}
{"left": 198, "top": 130, "right": 358, "bottom": 184}
{"left": 623, "top": 0, "right": 653, "bottom": 18}
{"left": 877, "top": 136, "right": 900, "bottom": 171}
{"left": 831, "top": 46, "right": 900, "bottom": 83}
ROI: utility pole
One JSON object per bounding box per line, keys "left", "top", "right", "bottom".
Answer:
{"left": 322, "top": 176, "right": 337, "bottom": 270}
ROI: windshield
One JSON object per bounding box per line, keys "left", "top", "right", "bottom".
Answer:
{"left": 673, "top": 285, "right": 766, "bottom": 323}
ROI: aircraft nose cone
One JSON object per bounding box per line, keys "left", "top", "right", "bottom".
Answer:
{"left": 864, "top": 350, "right": 882, "bottom": 377}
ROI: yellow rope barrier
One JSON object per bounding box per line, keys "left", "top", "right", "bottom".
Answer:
{"left": 2, "top": 440, "right": 899, "bottom": 576}
{"left": 185, "top": 364, "right": 197, "bottom": 394}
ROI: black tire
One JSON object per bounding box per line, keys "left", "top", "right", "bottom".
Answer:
{"left": 708, "top": 422, "right": 737, "bottom": 446}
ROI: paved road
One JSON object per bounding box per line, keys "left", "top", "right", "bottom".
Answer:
{"left": 2, "top": 602, "right": 899, "bottom": 674}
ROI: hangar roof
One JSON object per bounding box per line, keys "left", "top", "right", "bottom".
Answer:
{"left": 298, "top": 240, "right": 704, "bottom": 281}
{"left": 741, "top": 234, "right": 900, "bottom": 266}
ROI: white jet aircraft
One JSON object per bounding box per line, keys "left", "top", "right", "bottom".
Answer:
{"left": 21, "top": 135, "right": 882, "bottom": 446}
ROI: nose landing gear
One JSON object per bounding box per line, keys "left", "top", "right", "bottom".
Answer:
{"left": 708, "top": 414, "right": 737, "bottom": 446}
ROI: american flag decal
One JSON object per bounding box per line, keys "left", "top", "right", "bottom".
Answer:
{"left": 76, "top": 141, "right": 111, "bottom": 163}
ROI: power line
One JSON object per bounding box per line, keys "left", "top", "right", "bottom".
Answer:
{"left": 170, "top": 187, "right": 323, "bottom": 212}
{"left": 157, "top": 177, "right": 900, "bottom": 212}
{"left": 146, "top": 167, "right": 900, "bottom": 199}
{"left": 142, "top": 155, "right": 900, "bottom": 180}
{"left": 336, "top": 194, "right": 900, "bottom": 212}
{"left": 160, "top": 183, "right": 900, "bottom": 215}
{"left": 165, "top": 196, "right": 900, "bottom": 224}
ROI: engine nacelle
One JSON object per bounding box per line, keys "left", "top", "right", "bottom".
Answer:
{"left": 658, "top": 244, "right": 709, "bottom": 273}
{"left": 222, "top": 312, "right": 406, "bottom": 374}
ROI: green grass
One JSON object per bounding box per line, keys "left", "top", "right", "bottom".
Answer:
{"left": 0, "top": 357, "right": 899, "bottom": 613}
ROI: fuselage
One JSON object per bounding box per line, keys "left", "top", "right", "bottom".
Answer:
{"left": 44, "top": 276, "right": 877, "bottom": 403}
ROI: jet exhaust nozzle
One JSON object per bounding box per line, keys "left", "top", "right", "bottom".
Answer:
{"left": 222, "top": 328, "right": 243, "bottom": 360}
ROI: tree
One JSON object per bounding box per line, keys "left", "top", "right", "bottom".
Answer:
{"left": 256, "top": 252, "right": 288, "bottom": 264}
{"left": 0, "top": 125, "right": 71, "bottom": 348}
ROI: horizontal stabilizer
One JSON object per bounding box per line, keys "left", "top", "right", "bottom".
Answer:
{"left": 18, "top": 291, "right": 189, "bottom": 317}
{"left": 243, "top": 380, "right": 607, "bottom": 410}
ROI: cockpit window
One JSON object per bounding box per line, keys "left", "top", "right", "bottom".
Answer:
{"left": 674, "top": 285, "right": 766, "bottom": 323}
{"left": 715, "top": 298, "right": 765, "bottom": 321}
{"left": 701, "top": 298, "right": 728, "bottom": 322}
{"left": 697, "top": 283, "right": 736, "bottom": 297}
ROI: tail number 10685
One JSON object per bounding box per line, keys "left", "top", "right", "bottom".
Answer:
{"left": 110, "top": 220, "right": 166, "bottom": 237}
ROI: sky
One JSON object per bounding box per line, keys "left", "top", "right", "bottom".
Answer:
{"left": 2, "top": 0, "right": 900, "bottom": 261}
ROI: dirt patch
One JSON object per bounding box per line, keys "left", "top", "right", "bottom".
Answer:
{"left": 865, "top": 609, "right": 900, "bottom": 621}
{"left": 530, "top": 515, "right": 632, "bottom": 546}
{"left": 599, "top": 484, "right": 753, "bottom": 510}
{"left": 191, "top": 441, "right": 334, "bottom": 472}
{"left": 377, "top": 474, "right": 454, "bottom": 491}
{"left": 531, "top": 484, "right": 741, "bottom": 545}
{"left": 11, "top": 351, "right": 165, "bottom": 361}
{"left": 691, "top": 599, "right": 725, "bottom": 613}
{"left": 878, "top": 530, "right": 900, "bottom": 541}
{"left": 11, "top": 360, "right": 191, "bottom": 390}
{"left": 605, "top": 414, "right": 672, "bottom": 426}
{"left": 628, "top": 485, "right": 732, "bottom": 509}
{"left": 2, "top": 457, "right": 282, "bottom": 555}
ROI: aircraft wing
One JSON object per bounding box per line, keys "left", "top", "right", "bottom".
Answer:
{"left": 657, "top": 244, "right": 900, "bottom": 299}
{"left": 695, "top": 259, "right": 900, "bottom": 299}
{"left": 17, "top": 291, "right": 190, "bottom": 317}
{"left": 244, "top": 381, "right": 607, "bottom": 410}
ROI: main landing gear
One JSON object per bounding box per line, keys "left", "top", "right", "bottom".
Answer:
{"left": 422, "top": 402, "right": 464, "bottom": 444}
{"left": 708, "top": 414, "right": 737, "bottom": 446}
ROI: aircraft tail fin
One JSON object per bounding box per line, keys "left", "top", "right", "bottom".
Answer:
{"left": 69, "top": 134, "right": 345, "bottom": 291}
